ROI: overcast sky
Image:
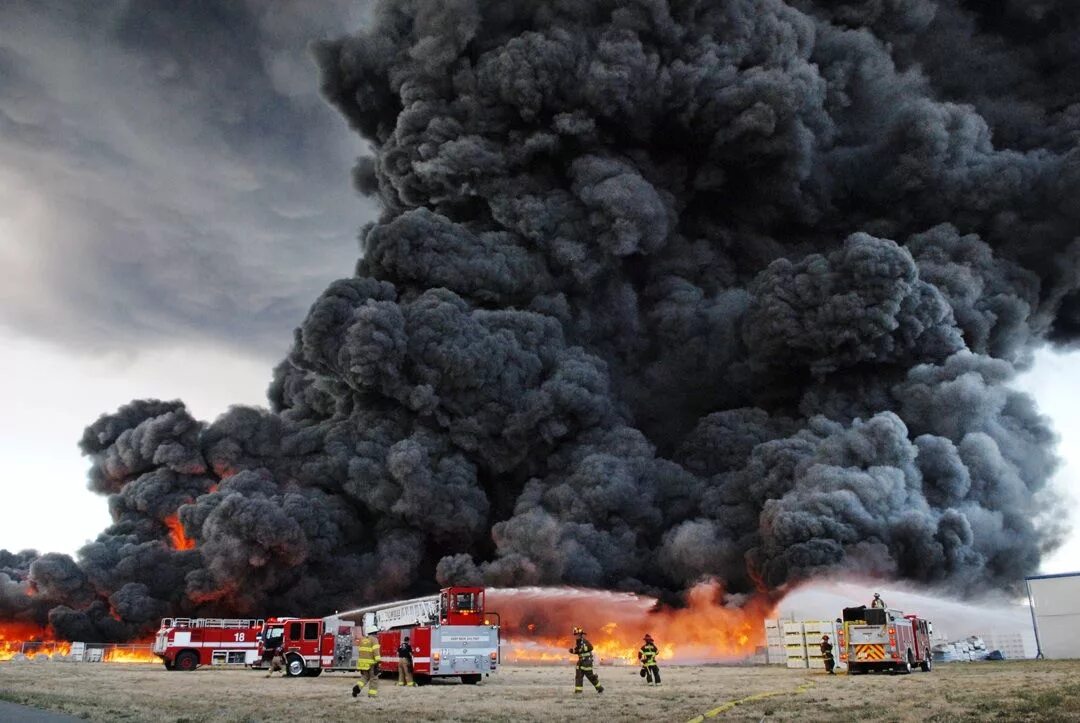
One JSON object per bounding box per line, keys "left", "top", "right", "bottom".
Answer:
{"left": 0, "top": 0, "right": 1076, "bottom": 581}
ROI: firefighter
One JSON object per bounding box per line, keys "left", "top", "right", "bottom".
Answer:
{"left": 397, "top": 635, "right": 416, "bottom": 687}
{"left": 638, "top": 634, "right": 661, "bottom": 685}
{"left": 351, "top": 632, "right": 381, "bottom": 699}
{"left": 569, "top": 626, "right": 604, "bottom": 695}
{"left": 871, "top": 592, "right": 886, "bottom": 609}
{"left": 265, "top": 643, "right": 285, "bottom": 678}
{"left": 820, "top": 635, "right": 836, "bottom": 675}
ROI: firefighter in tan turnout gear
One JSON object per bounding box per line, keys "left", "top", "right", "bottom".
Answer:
{"left": 570, "top": 627, "right": 604, "bottom": 695}
{"left": 351, "top": 632, "right": 380, "bottom": 699}
{"left": 397, "top": 635, "right": 416, "bottom": 686}
{"left": 638, "top": 634, "right": 661, "bottom": 685}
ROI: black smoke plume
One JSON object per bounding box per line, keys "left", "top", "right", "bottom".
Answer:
{"left": 3, "top": 0, "right": 1077, "bottom": 641}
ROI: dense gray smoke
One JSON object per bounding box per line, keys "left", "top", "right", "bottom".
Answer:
{"left": 3, "top": 0, "right": 1078, "bottom": 641}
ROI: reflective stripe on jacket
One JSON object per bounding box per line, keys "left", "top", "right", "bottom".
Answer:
{"left": 639, "top": 643, "right": 658, "bottom": 665}
{"left": 357, "top": 636, "right": 381, "bottom": 671}
{"left": 573, "top": 639, "right": 595, "bottom": 668}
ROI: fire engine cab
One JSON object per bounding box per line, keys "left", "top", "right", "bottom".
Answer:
{"left": 152, "top": 617, "right": 265, "bottom": 671}
{"left": 838, "top": 606, "right": 933, "bottom": 674}
{"left": 257, "top": 586, "right": 500, "bottom": 683}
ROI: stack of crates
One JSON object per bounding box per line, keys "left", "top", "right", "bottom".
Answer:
{"left": 783, "top": 621, "right": 808, "bottom": 668}
{"left": 803, "top": 620, "right": 841, "bottom": 670}
{"left": 764, "top": 620, "right": 784, "bottom": 664}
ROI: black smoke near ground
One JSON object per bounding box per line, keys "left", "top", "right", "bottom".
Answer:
{"left": 2, "top": 0, "right": 1077, "bottom": 641}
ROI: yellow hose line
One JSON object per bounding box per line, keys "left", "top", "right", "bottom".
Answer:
{"left": 686, "top": 679, "right": 816, "bottom": 722}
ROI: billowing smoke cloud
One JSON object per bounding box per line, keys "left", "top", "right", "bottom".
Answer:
{"left": 3, "top": 0, "right": 1077, "bottom": 641}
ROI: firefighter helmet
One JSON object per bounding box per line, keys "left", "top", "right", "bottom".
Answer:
{"left": 643, "top": 634, "right": 653, "bottom": 642}
{"left": 573, "top": 626, "right": 585, "bottom": 635}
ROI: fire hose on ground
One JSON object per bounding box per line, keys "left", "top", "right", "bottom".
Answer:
{"left": 686, "top": 678, "right": 816, "bottom": 722}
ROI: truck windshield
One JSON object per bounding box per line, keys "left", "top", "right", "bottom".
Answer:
{"left": 263, "top": 627, "right": 284, "bottom": 645}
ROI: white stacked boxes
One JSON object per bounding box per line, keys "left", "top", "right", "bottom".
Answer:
{"left": 803, "top": 620, "right": 841, "bottom": 670}
{"left": 764, "top": 619, "right": 784, "bottom": 665}
{"left": 783, "top": 621, "right": 807, "bottom": 668}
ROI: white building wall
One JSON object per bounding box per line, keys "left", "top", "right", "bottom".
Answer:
{"left": 1027, "top": 572, "right": 1080, "bottom": 660}
{"left": 977, "top": 631, "right": 1034, "bottom": 660}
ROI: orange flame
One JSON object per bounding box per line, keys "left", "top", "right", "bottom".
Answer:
{"left": 1, "top": 622, "right": 157, "bottom": 663}
{"left": 0, "top": 622, "right": 70, "bottom": 662}
{"left": 490, "top": 579, "right": 776, "bottom": 665}
{"left": 102, "top": 644, "right": 158, "bottom": 663}
{"left": 164, "top": 513, "right": 195, "bottom": 550}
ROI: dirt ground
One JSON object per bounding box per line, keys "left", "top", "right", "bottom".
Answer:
{"left": 1, "top": 660, "right": 1078, "bottom": 722}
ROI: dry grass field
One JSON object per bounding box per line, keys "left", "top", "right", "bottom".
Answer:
{"left": 1, "top": 660, "right": 1079, "bottom": 722}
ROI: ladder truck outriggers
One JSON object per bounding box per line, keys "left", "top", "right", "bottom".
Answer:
{"left": 257, "top": 586, "right": 500, "bottom": 683}
{"left": 838, "top": 605, "right": 933, "bottom": 675}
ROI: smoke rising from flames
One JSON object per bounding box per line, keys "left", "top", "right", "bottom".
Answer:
{"left": 3, "top": 0, "right": 1079, "bottom": 642}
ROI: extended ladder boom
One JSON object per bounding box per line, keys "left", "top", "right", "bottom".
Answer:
{"left": 160, "top": 617, "right": 264, "bottom": 629}
{"left": 340, "top": 594, "right": 441, "bottom": 633}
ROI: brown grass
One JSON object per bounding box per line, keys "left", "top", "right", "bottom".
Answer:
{"left": 0, "top": 660, "right": 1078, "bottom": 722}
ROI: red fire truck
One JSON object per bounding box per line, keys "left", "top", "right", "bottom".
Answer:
{"left": 151, "top": 617, "right": 265, "bottom": 671}
{"left": 838, "top": 606, "right": 933, "bottom": 674}
{"left": 257, "top": 586, "right": 500, "bottom": 683}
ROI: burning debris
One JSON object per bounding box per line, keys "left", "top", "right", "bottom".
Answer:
{"left": 491, "top": 581, "right": 774, "bottom": 664}
{"left": 2, "top": 0, "right": 1078, "bottom": 644}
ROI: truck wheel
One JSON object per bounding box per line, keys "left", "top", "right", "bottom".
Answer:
{"left": 895, "top": 651, "right": 913, "bottom": 674}
{"left": 174, "top": 651, "right": 199, "bottom": 672}
{"left": 920, "top": 656, "right": 932, "bottom": 672}
{"left": 285, "top": 654, "right": 306, "bottom": 677}
{"left": 847, "top": 663, "right": 864, "bottom": 675}
{"left": 461, "top": 674, "right": 482, "bottom": 685}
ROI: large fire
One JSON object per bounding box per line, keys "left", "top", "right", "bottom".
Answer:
{"left": 164, "top": 513, "right": 196, "bottom": 550}
{"left": 489, "top": 580, "right": 775, "bottom": 665}
{"left": 0, "top": 622, "right": 155, "bottom": 663}
{"left": 0, "top": 621, "right": 70, "bottom": 662}
{"left": 4, "top": 579, "right": 772, "bottom": 667}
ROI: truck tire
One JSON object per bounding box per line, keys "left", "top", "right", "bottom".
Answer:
{"left": 895, "top": 651, "right": 913, "bottom": 674}
{"left": 174, "top": 651, "right": 199, "bottom": 672}
{"left": 285, "top": 654, "right": 306, "bottom": 677}
{"left": 461, "top": 674, "right": 482, "bottom": 685}
{"left": 847, "top": 663, "right": 864, "bottom": 675}
{"left": 920, "top": 656, "right": 932, "bottom": 672}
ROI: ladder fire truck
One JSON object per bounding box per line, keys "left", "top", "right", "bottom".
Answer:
{"left": 257, "top": 586, "right": 500, "bottom": 683}
{"left": 838, "top": 606, "right": 933, "bottom": 674}
{"left": 152, "top": 617, "right": 265, "bottom": 671}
